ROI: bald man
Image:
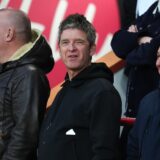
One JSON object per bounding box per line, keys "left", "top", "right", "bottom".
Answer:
{"left": 0, "top": 8, "right": 54, "bottom": 160}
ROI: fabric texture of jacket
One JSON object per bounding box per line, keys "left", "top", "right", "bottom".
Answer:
{"left": 38, "top": 63, "right": 122, "bottom": 160}
{"left": 0, "top": 29, "right": 54, "bottom": 160}
{"left": 127, "top": 86, "right": 160, "bottom": 160}
{"left": 111, "top": 1, "right": 160, "bottom": 117}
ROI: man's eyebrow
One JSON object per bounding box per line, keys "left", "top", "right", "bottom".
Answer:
{"left": 60, "top": 39, "right": 68, "bottom": 41}
{"left": 75, "top": 39, "right": 86, "bottom": 41}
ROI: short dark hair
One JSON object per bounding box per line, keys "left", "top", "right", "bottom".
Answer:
{"left": 58, "top": 13, "right": 96, "bottom": 46}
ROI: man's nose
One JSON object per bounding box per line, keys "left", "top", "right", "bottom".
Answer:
{"left": 68, "top": 43, "right": 76, "bottom": 51}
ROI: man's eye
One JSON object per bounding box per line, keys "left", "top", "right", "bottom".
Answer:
{"left": 61, "top": 41, "right": 69, "bottom": 45}
{"left": 77, "top": 41, "right": 83, "bottom": 43}
{"left": 75, "top": 41, "right": 85, "bottom": 45}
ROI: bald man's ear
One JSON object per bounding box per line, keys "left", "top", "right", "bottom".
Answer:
{"left": 5, "top": 27, "right": 15, "bottom": 42}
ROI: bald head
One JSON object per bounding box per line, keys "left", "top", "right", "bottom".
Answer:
{"left": 0, "top": 8, "right": 32, "bottom": 43}
{"left": 0, "top": 8, "right": 32, "bottom": 63}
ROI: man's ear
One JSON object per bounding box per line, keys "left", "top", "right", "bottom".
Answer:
{"left": 5, "top": 27, "right": 15, "bottom": 42}
{"left": 89, "top": 44, "right": 96, "bottom": 56}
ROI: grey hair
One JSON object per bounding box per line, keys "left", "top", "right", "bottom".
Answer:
{"left": 58, "top": 13, "right": 96, "bottom": 47}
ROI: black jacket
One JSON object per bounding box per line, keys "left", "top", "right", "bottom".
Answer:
{"left": 127, "top": 87, "right": 160, "bottom": 160}
{"left": 0, "top": 30, "right": 54, "bottom": 160}
{"left": 38, "top": 63, "right": 122, "bottom": 160}
{"left": 111, "top": 1, "right": 160, "bottom": 117}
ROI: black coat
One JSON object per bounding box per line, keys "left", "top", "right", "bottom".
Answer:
{"left": 127, "top": 87, "right": 160, "bottom": 160}
{"left": 118, "top": 0, "right": 137, "bottom": 28}
{"left": 111, "top": 1, "right": 160, "bottom": 117}
{"left": 38, "top": 63, "right": 122, "bottom": 160}
{"left": 0, "top": 30, "right": 54, "bottom": 160}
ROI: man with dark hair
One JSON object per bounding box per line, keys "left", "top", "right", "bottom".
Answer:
{"left": 0, "top": 8, "right": 54, "bottom": 160}
{"left": 38, "top": 13, "right": 122, "bottom": 160}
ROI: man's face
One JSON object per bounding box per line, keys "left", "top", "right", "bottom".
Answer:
{"left": 59, "top": 28, "right": 95, "bottom": 76}
{"left": 156, "top": 47, "right": 160, "bottom": 74}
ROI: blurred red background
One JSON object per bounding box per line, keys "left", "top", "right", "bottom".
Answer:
{"left": 0, "top": 0, "right": 120, "bottom": 88}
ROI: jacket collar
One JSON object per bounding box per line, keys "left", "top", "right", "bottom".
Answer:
{"left": 8, "top": 29, "right": 41, "bottom": 61}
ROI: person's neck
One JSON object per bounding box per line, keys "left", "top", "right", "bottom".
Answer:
{"left": 0, "top": 47, "right": 19, "bottom": 64}
{"left": 68, "top": 71, "right": 80, "bottom": 80}
{"left": 68, "top": 63, "right": 91, "bottom": 80}
{"left": 0, "top": 51, "right": 11, "bottom": 64}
